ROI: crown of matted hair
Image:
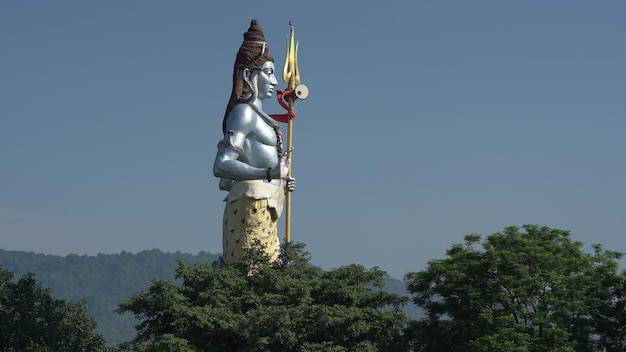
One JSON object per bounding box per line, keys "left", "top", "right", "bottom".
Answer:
{"left": 222, "top": 19, "right": 275, "bottom": 133}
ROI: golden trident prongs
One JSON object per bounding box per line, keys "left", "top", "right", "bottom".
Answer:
{"left": 282, "top": 21, "right": 308, "bottom": 243}
{"left": 283, "top": 21, "right": 300, "bottom": 91}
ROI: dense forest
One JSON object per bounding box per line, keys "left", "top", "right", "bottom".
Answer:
{"left": 0, "top": 248, "right": 414, "bottom": 345}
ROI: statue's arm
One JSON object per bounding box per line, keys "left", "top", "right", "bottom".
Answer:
{"left": 213, "top": 141, "right": 267, "bottom": 181}
{"left": 213, "top": 110, "right": 269, "bottom": 181}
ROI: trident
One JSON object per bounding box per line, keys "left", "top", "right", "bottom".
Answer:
{"left": 273, "top": 21, "right": 308, "bottom": 243}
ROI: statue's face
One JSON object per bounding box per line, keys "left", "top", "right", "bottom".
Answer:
{"left": 255, "top": 61, "right": 278, "bottom": 100}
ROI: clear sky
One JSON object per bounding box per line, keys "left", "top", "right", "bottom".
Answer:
{"left": 1, "top": 1, "right": 625, "bottom": 279}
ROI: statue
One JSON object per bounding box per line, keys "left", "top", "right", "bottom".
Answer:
{"left": 213, "top": 20, "right": 295, "bottom": 265}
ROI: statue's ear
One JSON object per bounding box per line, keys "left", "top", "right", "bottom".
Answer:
{"left": 242, "top": 68, "right": 254, "bottom": 93}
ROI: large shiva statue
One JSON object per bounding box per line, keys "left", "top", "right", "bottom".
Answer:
{"left": 213, "top": 20, "right": 295, "bottom": 265}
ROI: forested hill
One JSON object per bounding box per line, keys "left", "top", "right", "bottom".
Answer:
{"left": 0, "top": 249, "right": 219, "bottom": 345}
{"left": 0, "top": 249, "right": 415, "bottom": 345}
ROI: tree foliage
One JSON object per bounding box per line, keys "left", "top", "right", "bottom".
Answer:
{"left": 405, "top": 225, "right": 626, "bottom": 352}
{"left": 118, "top": 241, "right": 408, "bottom": 352}
{"left": 0, "top": 268, "right": 111, "bottom": 352}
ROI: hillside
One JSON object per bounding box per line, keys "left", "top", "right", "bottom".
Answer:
{"left": 0, "top": 248, "right": 418, "bottom": 345}
{"left": 0, "top": 249, "right": 219, "bottom": 344}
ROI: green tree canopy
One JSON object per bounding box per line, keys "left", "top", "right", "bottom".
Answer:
{"left": 118, "top": 241, "right": 408, "bottom": 352}
{"left": 0, "top": 268, "right": 111, "bottom": 352}
{"left": 405, "top": 225, "right": 626, "bottom": 352}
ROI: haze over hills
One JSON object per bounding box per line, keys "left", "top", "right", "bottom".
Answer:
{"left": 0, "top": 248, "right": 417, "bottom": 345}
{"left": 0, "top": 248, "right": 219, "bottom": 344}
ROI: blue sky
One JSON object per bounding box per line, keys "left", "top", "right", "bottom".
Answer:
{"left": 1, "top": 1, "right": 625, "bottom": 279}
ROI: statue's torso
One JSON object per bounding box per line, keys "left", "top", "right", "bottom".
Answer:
{"left": 239, "top": 111, "right": 279, "bottom": 169}
{"left": 223, "top": 103, "right": 281, "bottom": 188}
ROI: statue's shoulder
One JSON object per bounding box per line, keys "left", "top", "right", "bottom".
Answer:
{"left": 226, "top": 103, "right": 258, "bottom": 130}
{"left": 229, "top": 102, "right": 256, "bottom": 118}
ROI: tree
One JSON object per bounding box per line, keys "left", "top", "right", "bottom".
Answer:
{"left": 118, "top": 241, "right": 408, "bottom": 352}
{"left": 0, "top": 268, "right": 111, "bottom": 352}
{"left": 405, "top": 225, "right": 626, "bottom": 352}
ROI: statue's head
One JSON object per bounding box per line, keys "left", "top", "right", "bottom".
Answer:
{"left": 243, "top": 61, "right": 278, "bottom": 101}
{"left": 223, "top": 19, "right": 275, "bottom": 133}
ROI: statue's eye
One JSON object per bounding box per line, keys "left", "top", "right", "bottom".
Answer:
{"left": 263, "top": 68, "right": 274, "bottom": 75}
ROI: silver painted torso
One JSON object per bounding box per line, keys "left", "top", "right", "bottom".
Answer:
{"left": 213, "top": 101, "right": 281, "bottom": 188}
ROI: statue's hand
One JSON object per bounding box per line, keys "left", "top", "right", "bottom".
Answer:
{"left": 274, "top": 157, "right": 295, "bottom": 192}
{"left": 284, "top": 175, "right": 295, "bottom": 192}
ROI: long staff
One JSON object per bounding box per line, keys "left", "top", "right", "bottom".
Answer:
{"left": 282, "top": 21, "right": 308, "bottom": 242}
